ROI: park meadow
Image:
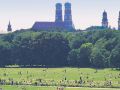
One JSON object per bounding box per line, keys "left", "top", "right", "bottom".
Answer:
{"left": 0, "top": 68, "right": 120, "bottom": 90}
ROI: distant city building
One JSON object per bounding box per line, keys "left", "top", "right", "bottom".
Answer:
{"left": 102, "top": 10, "right": 108, "bottom": 28}
{"left": 32, "top": 2, "right": 75, "bottom": 31}
{"left": 7, "top": 21, "right": 12, "bottom": 32}
{"left": 118, "top": 11, "right": 120, "bottom": 30}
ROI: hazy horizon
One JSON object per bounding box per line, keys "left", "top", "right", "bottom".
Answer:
{"left": 0, "top": 0, "right": 120, "bottom": 33}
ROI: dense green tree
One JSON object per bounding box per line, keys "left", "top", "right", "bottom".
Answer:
{"left": 77, "top": 43, "right": 93, "bottom": 67}
{"left": 67, "top": 49, "right": 79, "bottom": 66}
{"left": 31, "top": 32, "right": 70, "bottom": 66}
{"left": 0, "top": 40, "right": 12, "bottom": 66}
{"left": 110, "top": 45, "right": 120, "bottom": 68}
{"left": 70, "top": 33, "right": 87, "bottom": 49}
{"left": 91, "top": 48, "right": 110, "bottom": 68}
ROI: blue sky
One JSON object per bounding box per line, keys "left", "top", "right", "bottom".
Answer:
{"left": 0, "top": 0, "right": 120, "bottom": 32}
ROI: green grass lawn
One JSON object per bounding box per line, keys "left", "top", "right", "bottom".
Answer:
{"left": 0, "top": 86, "right": 55, "bottom": 90}
{"left": 0, "top": 86, "right": 119, "bottom": 90}
{"left": 0, "top": 68, "right": 120, "bottom": 89}
{"left": 65, "top": 87, "right": 120, "bottom": 90}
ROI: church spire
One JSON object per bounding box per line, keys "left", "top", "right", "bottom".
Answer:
{"left": 102, "top": 10, "right": 108, "bottom": 28}
{"left": 119, "top": 11, "right": 120, "bottom": 20}
{"left": 7, "top": 21, "right": 12, "bottom": 32}
{"left": 118, "top": 11, "right": 120, "bottom": 30}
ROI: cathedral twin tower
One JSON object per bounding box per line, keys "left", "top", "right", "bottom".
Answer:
{"left": 32, "top": 2, "right": 74, "bottom": 31}
{"left": 55, "top": 2, "right": 73, "bottom": 29}
{"left": 55, "top": 3, "right": 63, "bottom": 22}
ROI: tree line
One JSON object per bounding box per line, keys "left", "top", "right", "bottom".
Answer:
{"left": 0, "top": 29, "right": 120, "bottom": 68}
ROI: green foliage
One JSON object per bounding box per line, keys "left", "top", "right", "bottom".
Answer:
{"left": 0, "top": 30, "right": 120, "bottom": 68}
{"left": 110, "top": 45, "right": 120, "bottom": 68}
{"left": 67, "top": 49, "right": 79, "bottom": 66}
{"left": 78, "top": 43, "right": 93, "bottom": 67}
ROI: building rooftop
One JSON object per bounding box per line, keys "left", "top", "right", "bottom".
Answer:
{"left": 32, "top": 22, "right": 65, "bottom": 30}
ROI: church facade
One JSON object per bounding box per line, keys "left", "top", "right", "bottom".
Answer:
{"left": 32, "top": 2, "right": 75, "bottom": 32}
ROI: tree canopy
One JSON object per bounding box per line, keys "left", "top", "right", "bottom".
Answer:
{"left": 0, "top": 30, "right": 120, "bottom": 68}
